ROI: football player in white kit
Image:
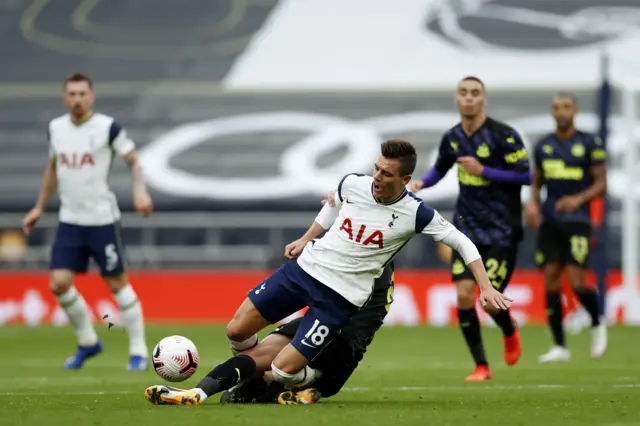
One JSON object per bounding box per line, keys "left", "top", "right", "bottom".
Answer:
{"left": 21, "top": 73, "right": 153, "bottom": 371}
{"left": 144, "top": 139, "right": 510, "bottom": 405}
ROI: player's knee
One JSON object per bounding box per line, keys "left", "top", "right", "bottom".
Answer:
{"left": 49, "top": 270, "right": 74, "bottom": 295}
{"left": 565, "top": 266, "right": 587, "bottom": 290}
{"left": 226, "top": 321, "right": 253, "bottom": 343}
{"left": 544, "top": 265, "right": 563, "bottom": 292}
{"left": 456, "top": 281, "right": 476, "bottom": 308}
{"left": 103, "top": 274, "right": 128, "bottom": 293}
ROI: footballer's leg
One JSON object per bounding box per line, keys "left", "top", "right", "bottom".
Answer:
{"left": 271, "top": 283, "right": 357, "bottom": 391}
{"left": 538, "top": 222, "right": 571, "bottom": 363}
{"left": 91, "top": 222, "right": 148, "bottom": 371}
{"left": 452, "top": 250, "right": 491, "bottom": 381}
{"left": 278, "top": 336, "right": 358, "bottom": 405}
{"left": 480, "top": 246, "right": 521, "bottom": 366}
{"left": 270, "top": 264, "right": 359, "bottom": 389}
{"left": 221, "top": 327, "right": 297, "bottom": 404}
{"left": 564, "top": 223, "right": 606, "bottom": 358}
{"left": 220, "top": 319, "right": 299, "bottom": 404}
{"left": 50, "top": 223, "right": 102, "bottom": 369}
{"left": 145, "top": 262, "right": 307, "bottom": 405}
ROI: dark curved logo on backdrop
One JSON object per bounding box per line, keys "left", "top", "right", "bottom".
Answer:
{"left": 425, "top": 0, "right": 640, "bottom": 51}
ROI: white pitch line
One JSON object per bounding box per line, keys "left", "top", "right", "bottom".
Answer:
{"left": 342, "top": 383, "right": 640, "bottom": 392}
{"left": 0, "top": 390, "right": 135, "bottom": 396}
{"left": 0, "top": 383, "right": 637, "bottom": 397}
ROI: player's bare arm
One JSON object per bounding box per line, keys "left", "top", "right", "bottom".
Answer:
{"left": 22, "top": 157, "right": 57, "bottom": 235}
{"left": 285, "top": 222, "right": 325, "bottom": 259}
{"left": 525, "top": 167, "right": 544, "bottom": 229}
{"left": 287, "top": 194, "right": 341, "bottom": 259}
{"left": 555, "top": 164, "right": 607, "bottom": 213}
{"left": 122, "top": 150, "right": 153, "bottom": 217}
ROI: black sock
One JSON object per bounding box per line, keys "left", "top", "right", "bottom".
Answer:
{"left": 196, "top": 354, "right": 257, "bottom": 397}
{"left": 458, "top": 308, "right": 487, "bottom": 366}
{"left": 546, "top": 292, "right": 565, "bottom": 347}
{"left": 576, "top": 288, "right": 601, "bottom": 327}
{"left": 490, "top": 309, "right": 515, "bottom": 337}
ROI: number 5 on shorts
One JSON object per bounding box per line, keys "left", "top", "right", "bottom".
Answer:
{"left": 105, "top": 243, "right": 119, "bottom": 272}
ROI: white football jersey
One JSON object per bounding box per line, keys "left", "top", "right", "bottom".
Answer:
{"left": 48, "top": 113, "right": 135, "bottom": 226}
{"left": 297, "top": 174, "right": 456, "bottom": 307}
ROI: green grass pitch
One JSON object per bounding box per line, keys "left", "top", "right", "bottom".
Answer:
{"left": 1, "top": 325, "right": 638, "bottom": 426}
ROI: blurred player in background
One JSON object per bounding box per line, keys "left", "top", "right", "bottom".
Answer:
{"left": 410, "top": 76, "right": 531, "bottom": 382}
{"left": 525, "top": 93, "right": 607, "bottom": 362}
{"left": 21, "top": 73, "right": 153, "bottom": 371}
{"left": 144, "top": 139, "right": 510, "bottom": 406}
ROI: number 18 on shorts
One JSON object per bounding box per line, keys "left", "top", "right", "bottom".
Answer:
{"left": 247, "top": 261, "right": 358, "bottom": 360}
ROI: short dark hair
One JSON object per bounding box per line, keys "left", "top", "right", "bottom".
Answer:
{"left": 63, "top": 73, "right": 93, "bottom": 89}
{"left": 381, "top": 139, "right": 417, "bottom": 176}
{"left": 460, "top": 76, "right": 485, "bottom": 90}
{"left": 555, "top": 91, "right": 578, "bottom": 106}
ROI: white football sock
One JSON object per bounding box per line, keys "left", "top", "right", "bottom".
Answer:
{"left": 56, "top": 286, "right": 98, "bottom": 347}
{"left": 229, "top": 334, "right": 259, "bottom": 353}
{"left": 114, "top": 284, "right": 148, "bottom": 357}
{"left": 192, "top": 388, "right": 208, "bottom": 402}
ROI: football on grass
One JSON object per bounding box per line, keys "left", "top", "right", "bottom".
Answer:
{"left": 152, "top": 335, "right": 199, "bottom": 382}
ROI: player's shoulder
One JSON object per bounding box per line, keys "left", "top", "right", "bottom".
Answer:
{"left": 405, "top": 192, "right": 439, "bottom": 232}
{"left": 397, "top": 191, "right": 430, "bottom": 217}
{"left": 442, "top": 123, "right": 461, "bottom": 139}
{"left": 91, "top": 112, "right": 117, "bottom": 127}
{"left": 485, "top": 117, "right": 520, "bottom": 137}
{"left": 337, "top": 173, "right": 371, "bottom": 200}
{"left": 575, "top": 130, "right": 600, "bottom": 145}
{"left": 48, "top": 114, "right": 70, "bottom": 129}
{"left": 535, "top": 132, "right": 556, "bottom": 148}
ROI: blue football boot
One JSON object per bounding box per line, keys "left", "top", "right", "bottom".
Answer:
{"left": 63, "top": 341, "right": 103, "bottom": 369}
{"left": 127, "top": 354, "right": 149, "bottom": 371}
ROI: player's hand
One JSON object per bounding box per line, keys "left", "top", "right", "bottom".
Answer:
{"left": 479, "top": 287, "right": 512, "bottom": 310}
{"left": 284, "top": 238, "right": 309, "bottom": 260}
{"left": 457, "top": 157, "right": 484, "bottom": 176}
{"left": 134, "top": 190, "right": 153, "bottom": 217}
{"left": 22, "top": 207, "right": 43, "bottom": 235}
{"left": 555, "top": 195, "right": 583, "bottom": 213}
{"left": 321, "top": 190, "right": 336, "bottom": 207}
{"left": 524, "top": 201, "right": 542, "bottom": 229}
{"left": 409, "top": 180, "right": 424, "bottom": 193}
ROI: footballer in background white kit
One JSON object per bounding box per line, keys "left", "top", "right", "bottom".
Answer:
{"left": 22, "top": 73, "right": 153, "bottom": 371}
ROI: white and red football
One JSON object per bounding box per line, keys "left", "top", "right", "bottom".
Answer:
{"left": 152, "top": 335, "right": 199, "bottom": 382}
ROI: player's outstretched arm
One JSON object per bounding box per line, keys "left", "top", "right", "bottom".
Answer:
{"left": 417, "top": 204, "right": 511, "bottom": 310}
{"left": 22, "top": 158, "right": 57, "bottom": 235}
